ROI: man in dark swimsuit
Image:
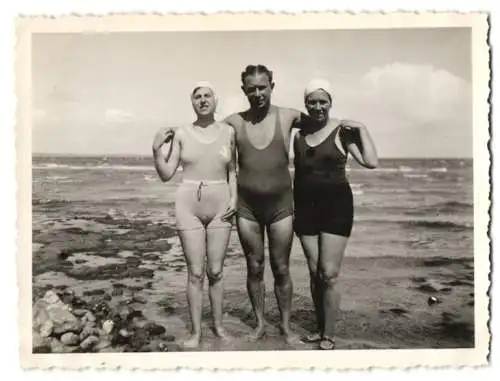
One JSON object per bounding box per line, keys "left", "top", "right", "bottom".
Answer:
{"left": 223, "top": 65, "right": 309, "bottom": 344}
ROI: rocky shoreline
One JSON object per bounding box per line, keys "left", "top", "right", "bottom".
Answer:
{"left": 33, "top": 288, "right": 178, "bottom": 353}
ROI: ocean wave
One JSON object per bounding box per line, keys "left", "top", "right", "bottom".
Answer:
{"left": 32, "top": 198, "right": 71, "bottom": 207}
{"left": 33, "top": 163, "right": 155, "bottom": 171}
{"left": 436, "top": 200, "right": 473, "bottom": 210}
{"left": 347, "top": 166, "right": 448, "bottom": 174}
{"left": 406, "top": 200, "right": 473, "bottom": 215}
{"left": 404, "top": 220, "right": 473, "bottom": 230}
{"left": 403, "top": 174, "right": 429, "bottom": 179}
{"left": 356, "top": 216, "right": 472, "bottom": 231}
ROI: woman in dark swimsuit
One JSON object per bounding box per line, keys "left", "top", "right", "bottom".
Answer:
{"left": 293, "top": 79, "right": 379, "bottom": 350}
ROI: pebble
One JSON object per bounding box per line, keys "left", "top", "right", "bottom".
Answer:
{"left": 428, "top": 296, "right": 441, "bottom": 306}
{"left": 52, "top": 320, "right": 83, "bottom": 336}
{"left": 102, "top": 320, "right": 114, "bottom": 334}
{"left": 119, "top": 329, "right": 131, "bottom": 338}
{"left": 60, "top": 332, "right": 80, "bottom": 346}
{"left": 50, "top": 338, "right": 66, "bottom": 353}
{"left": 72, "top": 309, "right": 88, "bottom": 317}
{"left": 80, "top": 326, "right": 101, "bottom": 341}
{"left": 39, "top": 320, "right": 54, "bottom": 338}
{"left": 145, "top": 322, "right": 166, "bottom": 336}
{"left": 95, "top": 339, "right": 112, "bottom": 350}
{"left": 80, "top": 335, "right": 99, "bottom": 350}
{"left": 133, "top": 295, "right": 147, "bottom": 304}
{"left": 84, "top": 311, "right": 96, "bottom": 322}
{"left": 43, "top": 291, "right": 61, "bottom": 305}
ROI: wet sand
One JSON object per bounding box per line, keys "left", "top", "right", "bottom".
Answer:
{"left": 32, "top": 212, "right": 475, "bottom": 352}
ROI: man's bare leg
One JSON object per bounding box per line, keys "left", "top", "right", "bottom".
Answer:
{"left": 267, "top": 216, "right": 302, "bottom": 345}
{"left": 237, "top": 217, "right": 267, "bottom": 341}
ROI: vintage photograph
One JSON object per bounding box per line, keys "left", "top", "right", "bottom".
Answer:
{"left": 17, "top": 13, "right": 490, "bottom": 370}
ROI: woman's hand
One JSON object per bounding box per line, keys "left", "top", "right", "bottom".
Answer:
{"left": 152, "top": 128, "right": 174, "bottom": 152}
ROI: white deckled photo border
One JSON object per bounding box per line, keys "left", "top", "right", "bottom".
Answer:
{"left": 15, "top": 12, "right": 491, "bottom": 371}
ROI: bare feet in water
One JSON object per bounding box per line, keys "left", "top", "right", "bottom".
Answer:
{"left": 182, "top": 334, "right": 201, "bottom": 349}
{"left": 245, "top": 324, "right": 266, "bottom": 342}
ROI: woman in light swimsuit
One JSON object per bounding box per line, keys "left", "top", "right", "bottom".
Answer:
{"left": 293, "top": 79, "right": 378, "bottom": 350}
{"left": 152, "top": 82, "right": 237, "bottom": 349}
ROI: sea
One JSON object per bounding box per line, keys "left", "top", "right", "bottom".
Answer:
{"left": 32, "top": 156, "right": 474, "bottom": 260}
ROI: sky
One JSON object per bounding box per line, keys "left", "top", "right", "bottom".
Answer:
{"left": 32, "top": 28, "right": 472, "bottom": 157}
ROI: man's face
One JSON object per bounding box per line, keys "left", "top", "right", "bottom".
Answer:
{"left": 241, "top": 73, "right": 274, "bottom": 109}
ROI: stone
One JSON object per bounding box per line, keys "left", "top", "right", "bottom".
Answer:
{"left": 43, "top": 290, "right": 61, "bottom": 304}
{"left": 118, "top": 305, "right": 134, "bottom": 321}
{"left": 50, "top": 338, "right": 66, "bottom": 353}
{"left": 84, "top": 311, "right": 96, "bottom": 322}
{"left": 52, "top": 320, "right": 83, "bottom": 336}
{"left": 60, "top": 332, "right": 80, "bottom": 346}
{"left": 33, "top": 332, "right": 52, "bottom": 353}
{"left": 39, "top": 320, "right": 54, "bottom": 338}
{"left": 133, "top": 295, "right": 147, "bottom": 304}
{"left": 80, "top": 335, "right": 99, "bottom": 351}
{"left": 111, "top": 288, "right": 123, "bottom": 297}
{"left": 34, "top": 295, "right": 82, "bottom": 336}
{"left": 32, "top": 300, "right": 50, "bottom": 331}
{"left": 80, "top": 326, "right": 101, "bottom": 341}
{"left": 72, "top": 309, "right": 89, "bottom": 317}
{"left": 102, "top": 320, "right": 114, "bottom": 334}
{"left": 95, "top": 338, "right": 112, "bottom": 350}
{"left": 145, "top": 322, "right": 166, "bottom": 336}
{"left": 428, "top": 296, "right": 441, "bottom": 306}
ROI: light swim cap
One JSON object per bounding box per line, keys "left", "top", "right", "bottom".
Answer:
{"left": 192, "top": 81, "right": 216, "bottom": 97}
{"left": 304, "top": 78, "right": 333, "bottom": 101}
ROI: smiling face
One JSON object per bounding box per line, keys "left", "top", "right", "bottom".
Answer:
{"left": 191, "top": 87, "right": 217, "bottom": 116}
{"left": 241, "top": 72, "right": 274, "bottom": 110}
{"left": 305, "top": 89, "right": 332, "bottom": 123}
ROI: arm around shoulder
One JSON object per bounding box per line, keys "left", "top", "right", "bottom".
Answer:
{"left": 340, "top": 121, "right": 379, "bottom": 169}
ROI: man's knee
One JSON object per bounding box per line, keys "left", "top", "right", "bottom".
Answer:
{"left": 207, "top": 267, "right": 223, "bottom": 284}
{"left": 247, "top": 258, "right": 265, "bottom": 280}
{"left": 272, "top": 262, "right": 291, "bottom": 285}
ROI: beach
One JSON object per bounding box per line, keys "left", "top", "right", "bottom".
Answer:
{"left": 32, "top": 156, "right": 475, "bottom": 351}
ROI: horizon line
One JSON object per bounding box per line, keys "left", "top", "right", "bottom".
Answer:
{"left": 32, "top": 152, "right": 473, "bottom": 160}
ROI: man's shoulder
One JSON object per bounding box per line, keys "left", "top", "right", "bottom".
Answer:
{"left": 223, "top": 112, "right": 246, "bottom": 128}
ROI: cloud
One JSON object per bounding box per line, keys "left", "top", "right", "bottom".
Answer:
{"left": 329, "top": 62, "right": 472, "bottom": 156}
{"left": 358, "top": 62, "right": 471, "bottom": 126}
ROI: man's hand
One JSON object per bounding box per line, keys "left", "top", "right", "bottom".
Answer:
{"left": 340, "top": 119, "right": 366, "bottom": 131}
{"left": 221, "top": 198, "right": 237, "bottom": 222}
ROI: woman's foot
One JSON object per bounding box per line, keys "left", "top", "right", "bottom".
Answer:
{"left": 182, "top": 334, "right": 201, "bottom": 349}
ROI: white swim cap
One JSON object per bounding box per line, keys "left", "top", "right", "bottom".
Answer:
{"left": 192, "top": 81, "right": 216, "bottom": 96}
{"left": 304, "top": 78, "right": 333, "bottom": 100}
